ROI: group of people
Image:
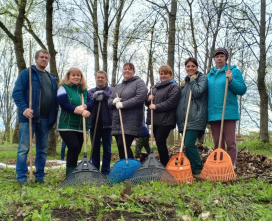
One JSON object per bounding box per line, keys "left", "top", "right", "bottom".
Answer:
{"left": 12, "top": 47, "right": 246, "bottom": 185}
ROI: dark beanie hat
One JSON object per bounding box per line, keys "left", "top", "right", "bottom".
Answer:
{"left": 213, "top": 48, "right": 229, "bottom": 59}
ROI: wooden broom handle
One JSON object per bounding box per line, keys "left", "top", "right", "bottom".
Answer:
{"left": 218, "top": 48, "right": 232, "bottom": 147}
{"left": 116, "top": 93, "right": 128, "bottom": 164}
{"left": 81, "top": 94, "right": 87, "bottom": 153}
{"left": 29, "top": 41, "right": 33, "bottom": 184}
{"left": 179, "top": 90, "right": 192, "bottom": 153}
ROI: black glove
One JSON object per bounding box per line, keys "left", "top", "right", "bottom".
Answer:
{"left": 93, "top": 90, "right": 104, "bottom": 101}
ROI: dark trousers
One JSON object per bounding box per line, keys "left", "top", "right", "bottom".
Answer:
{"left": 59, "top": 131, "right": 83, "bottom": 168}
{"left": 115, "top": 134, "right": 135, "bottom": 160}
{"left": 90, "top": 127, "right": 112, "bottom": 175}
{"left": 210, "top": 120, "right": 237, "bottom": 166}
{"left": 184, "top": 130, "right": 203, "bottom": 173}
{"left": 153, "top": 125, "right": 172, "bottom": 167}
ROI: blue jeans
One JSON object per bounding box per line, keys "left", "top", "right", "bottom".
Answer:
{"left": 60, "top": 141, "right": 66, "bottom": 160}
{"left": 90, "top": 127, "right": 111, "bottom": 175}
{"left": 16, "top": 118, "right": 49, "bottom": 181}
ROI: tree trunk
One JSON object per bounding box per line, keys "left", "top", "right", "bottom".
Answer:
{"left": 46, "top": 0, "right": 59, "bottom": 155}
{"left": 166, "top": 0, "right": 177, "bottom": 146}
{"left": 93, "top": 0, "right": 100, "bottom": 72}
{"left": 111, "top": 0, "right": 125, "bottom": 86}
{"left": 147, "top": 21, "right": 155, "bottom": 87}
{"left": 207, "top": 0, "right": 224, "bottom": 73}
{"left": 167, "top": 0, "right": 177, "bottom": 71}
{"left": 258, "top": 0, "right": 269, "bottom": 142}
{"left": 187, "top": 0, "right": 197, "bottom": 59}
{"left": 102, "top": 0, "right": 109, "bottom": 72}
{"left": 12, "top": 0, "right": 28, "bottom": 143}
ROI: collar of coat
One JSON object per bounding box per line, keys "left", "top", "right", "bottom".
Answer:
{"left": 182, "top": 71, "right": 203, "bottom": 84}
{"left": 122, "top": 76, "right": 140, "bottom": 83}
{"left": 209, "top": 64, "right": 237, "bottom": 75}
{"left": 154, "top": 80, "right": 174, "bottom": 89}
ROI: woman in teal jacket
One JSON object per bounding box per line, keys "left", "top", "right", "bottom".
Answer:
{"left": 207, "top": 48, "right": 247, "bottom": 167}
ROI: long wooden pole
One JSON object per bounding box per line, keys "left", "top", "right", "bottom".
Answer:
{"left": 116, "top": 93, "right": 128, "bottom": 164}
{"left": 218, "top": 48, "right": 232, "bottom": 148}
{"left": 29, "top": 41, "right": 33, "bottom": 184}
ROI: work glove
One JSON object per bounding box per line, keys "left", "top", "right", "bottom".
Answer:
{"left": 116, "top": 102, "right": 123, "bottom": 109}
{"left": 113, "top": 97, "right": 122, "bottom": 105}
{"left": 93, "top": 90, "right": 104, "bottom": 101}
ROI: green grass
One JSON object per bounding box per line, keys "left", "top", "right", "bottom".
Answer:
{"left": 204, "top": 141, "right": 272, "bottom": 157}
{"left": 0, "top": 168, "right": 272, "bottom": 220}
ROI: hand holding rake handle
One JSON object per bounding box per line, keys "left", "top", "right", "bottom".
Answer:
{"left": 178, "top": 90, "right": 192, "bottom": 164}
{"left": 218, "top": 48, "right": 232, "bottom": 148}
{"left": 116, "top": 93, "right": 129, "bottom": 164}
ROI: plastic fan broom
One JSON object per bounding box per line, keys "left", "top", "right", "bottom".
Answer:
{"left": 107, "top": 93, "right": 141, "bottom": 183}
{"left": 130, "top": 88, "right": 177, "bottom": 185}
{"left": 200, "top": 48, "right": 236, "bottom": 182}
{"left": 166, "top": 90, "right": 194, "bottom": 184}
{"left": 60, "top": 94, "right": 111, "bottom": 187}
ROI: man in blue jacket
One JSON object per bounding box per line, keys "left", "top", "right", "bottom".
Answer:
{"left": 88, "top": 71, "right": 113, "bottom": 175}
{"left": 12, "top": 49, "right": 58, "bottom": 185}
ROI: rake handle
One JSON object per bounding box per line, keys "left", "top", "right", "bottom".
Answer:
{"left": 90, "top": 101, "right": 101, "bottom": 159}
{"left": 218, "top": 48, "right": 232, "bottom": 147}
{"left": 150, "top": 88, "right": 154, "bottom": 152}
{"left": 29, "top": 41, "right": 33, "bottom": 184}
{"left": 178, "top": 90, "right": 192, "bottom": 161}
{"left": 81, "top": 94, "right": 87, "bottom": 154}
{"left": 116, "top": 93, "right": 128, "bottom": 164}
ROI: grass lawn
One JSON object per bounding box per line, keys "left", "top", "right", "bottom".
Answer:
{"left": 0, "top": 140, "right": 272, "bottom": 220}
{"left": 0, "top": 168, "right": 272, "bottom": 220}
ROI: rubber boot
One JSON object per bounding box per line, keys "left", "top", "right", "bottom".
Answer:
{"left": 66, "top": 167, "right": 75, "bottom": 176}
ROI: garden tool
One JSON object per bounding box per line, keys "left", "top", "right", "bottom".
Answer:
{"left": 200, "top": 48, "right": 237, "bottom": 182}
{"left": 130, "top": 88, "right": 177, "bottom": 185}
{"left": 89, "top": 99, "right": 101, "bottom": 161}
{"left": 60, "top": 94, "right": 110, "bottom": 186}
{"left": 29, "top": 41, "right": 34, "bottom": 185}
{"left": 107, "top": 93, "right": 141, "bottom": 183}
{"left": 166, "top": 90, "right": 194, "bottom": 184}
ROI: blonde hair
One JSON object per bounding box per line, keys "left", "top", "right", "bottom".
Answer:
{"left": 59, "top": 67, "right": 88, "bottom": 90}
{"left": 158, "top": 65, "right": 174, "bottom": 77}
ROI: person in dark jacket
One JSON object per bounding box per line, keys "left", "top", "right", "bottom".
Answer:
{"left": 88, "top": 71, "right": 113, "bottom": 175}
{"left": 146, "top": 65, "right": 180, "bottom": 167}
{"left": 108, "top": 63, "right": 148, "bottom": 160}
{"left": 135, "top": 122, "right": 151, "bottom": 159}
{"left": 207, "top": 48, "right": 247, "bottom": 167}
{"left": 12, "top": 49, "right": 58, "bottom": 185}
{"left": 57, "top": 67, "right": 93, "bottom": 176}
{"left": 176, "top": 57, "right": 208, "bottom": 174}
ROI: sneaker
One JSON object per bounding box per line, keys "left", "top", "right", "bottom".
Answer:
{"left": 35, "top": 179, "right": 45, "bottom": 184}
{"left": 18, "top": 180, "right": 27, "bottom": 186}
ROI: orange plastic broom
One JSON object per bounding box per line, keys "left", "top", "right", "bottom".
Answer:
{"left": 200, "top": 48, "right": 236, "bottom": 182}
{"left": 166, "top": 90, "right": 194, "bottom": 184}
